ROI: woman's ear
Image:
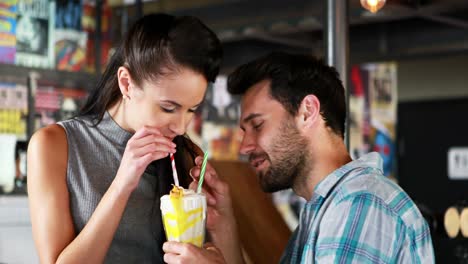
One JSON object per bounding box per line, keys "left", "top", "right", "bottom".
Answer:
{"left": 297, "top": 94, "right": 321, "bottom": 130}
{"left": 117, "top": 66, "right": 132, "bottom": 99}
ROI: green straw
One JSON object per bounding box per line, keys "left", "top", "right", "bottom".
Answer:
{"left": 197, "top": 151, "right": 209, "bottom": 193}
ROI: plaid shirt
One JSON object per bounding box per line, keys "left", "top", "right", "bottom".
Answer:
{"left": 280, "top": 152, "right": 434, "bottom": 264}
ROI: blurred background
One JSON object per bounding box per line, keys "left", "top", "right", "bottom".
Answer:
{"left": 0, "top": 0, "right": 467, "bottom": 263}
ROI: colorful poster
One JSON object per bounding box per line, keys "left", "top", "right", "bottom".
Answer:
{"left": 15, "top": 0, "right": 55, "bottom": 68}
{"left": 368, "top": 63, "right": 397, "bottom": 125}
{"left": 349, "top": 63, "right": 398, "bottom": 180}
{"left": 368, "top": 63, "right": 397, "bottom": 179}
{"left": 0, "top": 83, "right": 27, "bottom": 138}
{"left": 55, "top": 0, "right": 82, "bottom": 30}
{"left": 349, "top": 66, "right": 368, "bottom": 159}
{"left": 55, "top": 29, "right": 87, "bottom": 71}
{"left": 0, "top": 0, "right": 17, "bottom": 64}
{"left": 82, "top": 1, "right": 111, "bottom": 73}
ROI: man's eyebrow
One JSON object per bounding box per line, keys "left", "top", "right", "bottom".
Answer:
{"left": 242, "top": 113, "right": 262, "bottom": 124}
{"left": 160, "top": 100, "right": 182, "bottom": 107}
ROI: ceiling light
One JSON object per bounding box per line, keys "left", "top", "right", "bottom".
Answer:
{"left": 360, "top": 0, "right": 386, "bottom": 13}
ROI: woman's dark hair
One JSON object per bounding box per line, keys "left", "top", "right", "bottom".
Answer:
{"left": 80, "top": 13, "right": 222, "bottom": 121}
{"left": 79, "top": 14, "right": 221, "bottom": 260}
{"left": 228, "top": 52, "right": 346, "bottom": 138}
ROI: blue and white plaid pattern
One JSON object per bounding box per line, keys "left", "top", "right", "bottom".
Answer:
{"left": 280, "top": 152, "right": 434, "bottom": 264}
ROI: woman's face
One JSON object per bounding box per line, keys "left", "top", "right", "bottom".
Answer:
{"left": 126, "top": 67, "right": 208, "bottom": 140}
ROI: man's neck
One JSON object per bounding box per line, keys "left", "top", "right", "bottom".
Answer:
{"left": 293, "top": 137, "right": 351, "bottom": 201}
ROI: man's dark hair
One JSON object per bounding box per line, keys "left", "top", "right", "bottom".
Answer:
{"left": 227, "top": 52, "right": 346, "bottom": 138}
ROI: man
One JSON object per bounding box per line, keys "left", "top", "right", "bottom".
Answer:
{"left": 163, "top": 52, "right": 435, "bottom": 263}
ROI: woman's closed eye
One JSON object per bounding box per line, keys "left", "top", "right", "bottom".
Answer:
{"left": 188, "top": 107, "right": 198, "bottom": 113}
{"left": 160, "top": 105, "right": 176, "bottom": 113}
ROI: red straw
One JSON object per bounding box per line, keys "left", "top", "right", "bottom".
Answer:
{"left": 170, "top": 153, "right": 180, "bottom": 186}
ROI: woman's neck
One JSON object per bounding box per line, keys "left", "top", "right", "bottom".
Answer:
{"left": 107, "top": 100, "right": 135, "bottom": 133}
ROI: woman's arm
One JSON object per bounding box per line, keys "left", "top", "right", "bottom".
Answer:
{"left": 28, "top": 125, "right": 75, "bottom": 263}
{"left": 28, "top": 125, "right": 175, "bottom": 263}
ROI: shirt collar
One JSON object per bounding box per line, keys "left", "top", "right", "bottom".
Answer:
{"left": 312, "top": 152, "right": 383, "bottom": 199}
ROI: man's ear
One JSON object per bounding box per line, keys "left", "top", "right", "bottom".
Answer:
{"left": 117, "top": 66, "right": 133, "bottom": 99}
{"left": 297, "top": 94, "right": 320, "bottom": 130}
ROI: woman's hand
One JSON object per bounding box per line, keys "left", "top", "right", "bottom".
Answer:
{"left": 115, "top": 126, "right": 176, "bottom": 193}
{"left": 163, "top": 242, "right": 226, "bottom": 264}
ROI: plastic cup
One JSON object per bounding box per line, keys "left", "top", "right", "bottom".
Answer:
{"left": 160, "top": 190, "right": 207, "bottom": 247}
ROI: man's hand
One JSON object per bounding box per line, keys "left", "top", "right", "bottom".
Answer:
{"left": 163, "top": 242, "right": 226, "bottom": 264}
{"left": 189, "top": 156, "right": 236, "bottom": 235}
{"left": 189, "top": 156, "right": 246, "bottom": 264}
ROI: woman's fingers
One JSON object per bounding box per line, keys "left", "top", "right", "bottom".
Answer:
{"left": 132, "top": 126, "right": 162, "bottom": 139}
{"left": 133, "top": 133, "right": 175, "bottom": 148}
{"left": 139, "top": 152, "right": 170, "bottom": 166}
{"left": 127, "top": 126, "right": 176, "bottom": 158}
{"left": 133, "top": 142, "right": 176, "bottom": 157}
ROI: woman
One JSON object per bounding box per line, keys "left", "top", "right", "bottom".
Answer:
{"left": 27, "top": 13, "right": 222, "bottom": 263}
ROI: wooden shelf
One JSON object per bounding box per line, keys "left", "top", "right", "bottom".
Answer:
{"left": 0, "top": 63, "right": 97, "bottom": 90}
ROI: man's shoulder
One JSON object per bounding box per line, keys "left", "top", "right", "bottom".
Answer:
{"left": 332, "top": 169, "right": 425, "bottom": 227}
{"left": 336, "top": 168, "right": 400, "bottom": 203}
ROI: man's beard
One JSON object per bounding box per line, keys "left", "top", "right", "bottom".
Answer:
{"left": 252, "top": 118, "right": 309, "bottom": 193}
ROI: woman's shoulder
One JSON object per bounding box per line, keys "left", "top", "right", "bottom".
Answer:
{"left": 32, "top": 124, "right": 66, "bottom": 142}
{"left": 29, "top": 124, "right": 68, "bottom": 154}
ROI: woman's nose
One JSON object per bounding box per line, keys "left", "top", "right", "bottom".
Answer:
{"left": 170, "top": 115, "right": 187, "bottom": 136}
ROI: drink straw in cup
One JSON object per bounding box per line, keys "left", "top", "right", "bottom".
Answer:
{"left": 170, "top": 153, "right": 180, "bottom": 186}
{"left": 197, "top": 151, "right": 209, "bottom": 193}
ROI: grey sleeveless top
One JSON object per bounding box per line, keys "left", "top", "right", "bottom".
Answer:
{"left": 58, "top": 112, "right": 165, "bottom": 263}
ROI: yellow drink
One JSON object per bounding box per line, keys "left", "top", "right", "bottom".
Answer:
{"left": 160, "top": 186, "right": 207, "bottom": 247}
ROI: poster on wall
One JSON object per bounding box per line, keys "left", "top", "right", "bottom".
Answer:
{"left": 54, "top": 0, "right": 87, "bottom": 71}
{"left": 349, "top": 63, "right": 398, "bottom": 180}
{"left": 82, "top": 0, "right": 111, "bottom": 73}
{"left": 55, "top": 0, "right": 82, "bottom": 30}
{"left": 15, "top": 0, "right": 55, "bottom": 68}
{"left": 0, "top": 0, "right": 18, "bottom": 64}
{"left": 55, "top": 29, "right": 87, "bottom": 71}
{"left": 0, "top": 82, "right": 27, "bottom": 139}
{"left": 349, "top": 66, "right": 369, "bottom": 159}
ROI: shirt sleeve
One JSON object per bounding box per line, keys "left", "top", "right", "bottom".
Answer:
{"left": 314, "top": 193, "right": 408, "bottom": 264}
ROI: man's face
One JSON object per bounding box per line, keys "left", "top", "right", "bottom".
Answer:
{"left": 239, "top": 80, "right": 308, "bottom": 192}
